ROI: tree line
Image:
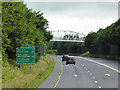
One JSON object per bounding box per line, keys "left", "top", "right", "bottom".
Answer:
{"left": 2, "top": 2, "right": 53, "bottom": 65}
{"left": 85, "top": 19, "right": 120, "bottom": 57}
{"left": 48, "top": 19, "right": 120, "bottom": 58}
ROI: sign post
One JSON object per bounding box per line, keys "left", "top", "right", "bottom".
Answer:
{"left": 41, "top": 45, "right": 46, "bottom": 60}
{"left": 41, "top": 45, "right": 46, "bottom": 56}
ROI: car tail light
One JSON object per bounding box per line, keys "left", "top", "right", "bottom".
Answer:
{"left": 73, "top": 59, "right": 75, "bottom": 61}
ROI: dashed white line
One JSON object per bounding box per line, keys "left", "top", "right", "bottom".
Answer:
{"left": 98, "top": 86, "right": 102, "bottom": 88}
{"left": 79, "top": 58, "right": 103, "bottom": 89}
{"left": 90, "top": 73, "right": 92, "bottom": 75}
{"left": 80, "top": 63, "right": 101, "bottom": 88}
{"left": 105, "top": 74, "right": 110, "bottom": 77}
{"left": 74, "top": 74, "right": 78, "bottom": 77}
{"left": 95, "top": 81, "right": 98, "bottom": 83}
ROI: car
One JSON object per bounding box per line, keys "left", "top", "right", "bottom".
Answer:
{"left": 66, "top": 56, "right": 75, "bottom": 65}
{"left": 62, "top": 55, "right": 69, "bottom": 61}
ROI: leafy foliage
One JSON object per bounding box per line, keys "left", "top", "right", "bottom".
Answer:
{"left": 2, "top": 2, "right": 53, "bottom": 64}
{"left": 85, "top": 19, "right": 120, "bottom": 56}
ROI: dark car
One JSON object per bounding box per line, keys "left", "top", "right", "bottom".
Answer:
{"left": 62, "top": 55, "right": 68, "bottom": 61}
{"left": 66, "top": 56, "right": 75, "bottom": 65}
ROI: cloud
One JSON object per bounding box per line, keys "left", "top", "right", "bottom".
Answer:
{"left": 47, "top": 15, "right": 117, "bottom": 35}
{"left": 24, "top": 2, "right": 118, "bottom": 35}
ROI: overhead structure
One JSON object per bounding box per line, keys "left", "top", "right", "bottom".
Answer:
{"left": 49, "top": 30, "right": 86, "bottom": 42}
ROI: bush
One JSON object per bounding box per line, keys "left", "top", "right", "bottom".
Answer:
{"left": 47, "top": 49, "right": 58, "bottom": 55}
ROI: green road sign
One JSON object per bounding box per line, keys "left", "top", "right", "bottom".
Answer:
{"left": 16, "top": 47, "right": 35, "bottom": 63}
{"left": 30, "top": 45, "right": 35, "bottom": 48}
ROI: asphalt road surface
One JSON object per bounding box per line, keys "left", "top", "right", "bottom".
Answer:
{"left": 37, "top": 55, "right": 119, "bottom": 89}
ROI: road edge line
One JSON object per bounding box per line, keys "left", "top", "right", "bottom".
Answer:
{"left": 80, "top": 57, "right": 120, "bottom": 73}
{"left": 53, "top": 59, "right": 63, "bottom": 88}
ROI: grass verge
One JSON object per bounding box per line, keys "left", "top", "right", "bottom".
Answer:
{"left": 2, "top": 54, "right": 55, "bottom": 88}
{"left": 80, "top": 51, "right": 120, "bottom": 61}
{"left": 80, "top": 51, "right": 90, "bottom": 56}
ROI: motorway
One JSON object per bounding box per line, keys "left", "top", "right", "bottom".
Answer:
{"left": 37, "top": 55, "right": 119, "bottom": 89}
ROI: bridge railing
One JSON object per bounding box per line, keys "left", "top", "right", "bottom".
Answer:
{"left": 49, "top": 30, "right": 86, "bottom": 42}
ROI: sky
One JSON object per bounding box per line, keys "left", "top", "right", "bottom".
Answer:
{"left": 24, "top": 0, "right": 118, "bottom": 35}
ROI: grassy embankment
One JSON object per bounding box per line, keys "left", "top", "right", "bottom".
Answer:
{"left": 80, "top": 51, "right": 120, "bottom": 61}
{"left": 2, "top": 54, "right": 55, "bottom": 88}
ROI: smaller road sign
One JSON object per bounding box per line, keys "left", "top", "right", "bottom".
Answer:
{"left": 41, "top": 45, "right": 46, "bottom": 56}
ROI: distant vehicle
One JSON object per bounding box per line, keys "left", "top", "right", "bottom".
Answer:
{"left": 62, "top": 55, "right": 69, "bottom": 61}
{"left": 66, "top": 56, "right": 75, "bottom": 65}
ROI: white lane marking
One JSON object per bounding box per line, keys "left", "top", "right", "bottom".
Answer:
{"left": 79, "top": 57, "right": 120, "bottom": 73}
{"left": 105, "top": 74, "right": 110, "bottom": 77}
{"left": 88, "top": 71, "right": 90, "bottom": 72}
{"left": 74, "top": 74, "right": 78, "bottom": 77}
{"left": 98, "top": 86, "right": 102, "bottom": 88}
{"left": 90, "top": 73, "right": 92, "bottom": 75}
{"left": 95, "top": 81, "right": 98, "bottom": 83}
{"left": 93, "top": 76, "right": 95, "bottom": 79}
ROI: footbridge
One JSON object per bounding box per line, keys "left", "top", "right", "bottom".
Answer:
{"left": 49, "top": 30, "right": 86, "bottom": 42}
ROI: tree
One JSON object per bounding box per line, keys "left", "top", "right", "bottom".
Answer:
{"left": 85, "top": 32, "right": 96, "bottom": 54}
{"left": 85, "top": 18, "right": 120, "bottom": 56}
{"left": 2, "top": 2, "right": 53, "bottom": 64}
